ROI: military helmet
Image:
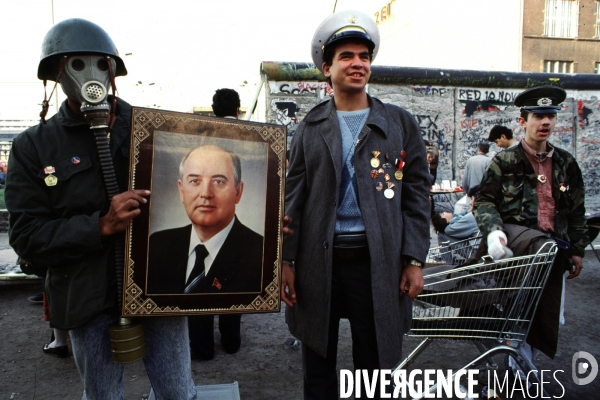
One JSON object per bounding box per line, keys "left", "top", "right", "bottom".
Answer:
{"left": 311, "top": 10, "right": 380, "bottom": 73}
{"left": 38, "top": 18, "right": 127, "bottom": 81}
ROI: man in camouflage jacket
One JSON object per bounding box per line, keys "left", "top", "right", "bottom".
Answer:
{"left": 474, "top": 86, "right": 589, "bottom": 360}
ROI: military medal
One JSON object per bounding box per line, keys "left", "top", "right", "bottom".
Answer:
{"left": 45, "top": 175, "right": 58, "bottom": 186}
{"left": 378, "top": 168, "right": 384, "bottom": 174}
{"left": 371, "top": 170, "right": 379, "bottom": 179}
{"left": 212, "top": 278, "right": 222, "bottom": 290}
{"left": 44, "top": 166, "right": 57, "bottom": 187}
{"left": 384, "top": 182, "right": 395, "bottom": 199}
{"left": 395, "top": 150, "right": 406, "bottom": 181}
{"left": 370, "top": 151, "right": 381, "bottom": 168}
{"left": 71, "top": 156, "right": 81, "bottom": 164}
{"left": 534, "top": 155, "right": 549, "bottom": 184}
{"left": 384, "top": 173, "right": 391, "bottom": 182}
{"left": 375, "top": 182, "right": 383, "bottom": 191}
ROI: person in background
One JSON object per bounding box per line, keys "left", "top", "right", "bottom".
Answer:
{"left": 426, "top": 146, "right": 437, "bottom": 186}
{"left": 431, "top": 187, "right": 480, "bottom": 243}
{"left": 426, "top": 142, "right": 439, "bottom": 215}
{"left": 185, "top": 88, "right": 248, "bottom": 361}
{"left": 425, "top": 140, "right": 439, "bottom": 185}
{"left": 462, "top": 141, "right": 491, "bottom": 201}
{"left": 487, "top": 125, "right": 517, "bottom": 149}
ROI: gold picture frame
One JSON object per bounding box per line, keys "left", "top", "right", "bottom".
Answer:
{"left": 122, "top": 107, "right": 286, "bottom": 316}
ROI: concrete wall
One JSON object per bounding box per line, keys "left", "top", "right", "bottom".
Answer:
{"left": 261, "top": 62, "right": 600, "bottom": 214}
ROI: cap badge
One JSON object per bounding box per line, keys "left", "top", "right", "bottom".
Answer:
{"left": 537, "top": 98, "right": 552, "bottom": 106}
{"left": 349, "top": 16, "right": 358, "bottom": 24}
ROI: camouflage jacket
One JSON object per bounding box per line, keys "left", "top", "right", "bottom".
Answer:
{"left": 474, "top": 142, "right": 589, "bottom": 257}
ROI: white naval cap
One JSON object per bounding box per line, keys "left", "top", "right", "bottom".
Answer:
{"left": 311, "top": 10, "right": 380, "bottom": 73}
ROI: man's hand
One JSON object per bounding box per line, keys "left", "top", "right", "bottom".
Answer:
{"left": 567, "top": 255, "right": 583, "bottom": 279}
{"left": 282, "top": 215, "right": 293, "bottom": 237}
{"left": 281, "top": 262, "right": 297, "bottom": 307}
{"left": 399, "top": 264, "right": 424, "bottom": 299}
{"left": 99, "top": 190, "right": 150, "bottom": 236}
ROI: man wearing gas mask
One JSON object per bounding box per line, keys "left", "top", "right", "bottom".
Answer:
{"left": 5, "top": 19, "right": 196, "bottom": 399}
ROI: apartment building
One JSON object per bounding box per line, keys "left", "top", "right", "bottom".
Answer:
{"left": 522, "top": 0, "right": 600, "bottom": 73}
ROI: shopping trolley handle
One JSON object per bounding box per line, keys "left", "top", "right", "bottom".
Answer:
{"left": 480, "top": 255, "right": 495, "bottom": 264}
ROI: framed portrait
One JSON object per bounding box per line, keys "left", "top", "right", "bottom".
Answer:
{"left": 122, "top": 107, "right": 286, "bottom": 317}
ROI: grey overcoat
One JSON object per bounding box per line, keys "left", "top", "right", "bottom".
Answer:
{"left": 283, "top": 95, "right": 431, "bottom": 368}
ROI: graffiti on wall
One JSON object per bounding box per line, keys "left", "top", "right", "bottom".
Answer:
{"left": 416, "top": 114, "right": 452, "bottom": 154}
{"left": 455, "top": 88, "right": 522, "bottom": 184}
{"left": 575, "top": 94, "right": 600, "bottom": 211}
{"left": 412, "top": 86, "right": 449, "bottom": 96}
{"left": 414, "top": 113, "right": 454, "bottom": 184}
{"left": 458, "top": 88, "right": 522, "bottom": 117}
{"left": 578, "top": 100, "right": 593, "bottom": 128}
{"left": 458, "top": 88, "right": 520, "bottom": 103}
{"left": 269, "top": 81, "right": 333, "bottom": 97}
{"left": 265, "top": 82, "right": 600, "bottom": 212}
{"left": 270, "top": 99, "right": 301, "bottom": 148}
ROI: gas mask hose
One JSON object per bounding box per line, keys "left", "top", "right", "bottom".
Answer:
{"left": 83, "top": 102, "right": 146, "bottom": 364}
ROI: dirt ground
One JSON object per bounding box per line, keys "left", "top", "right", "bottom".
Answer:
{"left": 1, "top": 233, "right": 600, "bottom": 399}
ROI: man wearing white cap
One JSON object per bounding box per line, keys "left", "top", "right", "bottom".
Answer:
{"left": 281, "top": 10, "right": 431, "bottom": 398}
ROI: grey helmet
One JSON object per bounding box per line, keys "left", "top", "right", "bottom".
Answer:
{"left": 38, "top": 18, "right": 127, "bottom": 81}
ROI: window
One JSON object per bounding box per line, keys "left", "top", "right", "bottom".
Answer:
{"left": 545, "top": 0, "right": 579, "bottom": 38}
{"left": 544, "top": 60, "right": 574, "bottom": 73}
{"left": 597, "top": 1, "right": 600, "bottom": 38}
{"left": 595, "top": 62, "right": 600, "bottom": 74}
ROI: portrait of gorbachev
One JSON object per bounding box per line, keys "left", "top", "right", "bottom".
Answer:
{"left": 145, "top": 131, "right": 267, "bottom": 296}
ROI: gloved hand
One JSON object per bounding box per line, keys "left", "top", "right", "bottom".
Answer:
{"left": 487, "top": 230, "right": 514, "bottom": 260}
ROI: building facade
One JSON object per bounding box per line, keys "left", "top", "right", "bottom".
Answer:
{"left": 522, "top": 0, "right": 600, "bottom": 73}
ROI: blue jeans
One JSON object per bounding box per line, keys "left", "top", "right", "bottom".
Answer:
{"left": 70, "top": 313, "right": 196, "bottom": 400}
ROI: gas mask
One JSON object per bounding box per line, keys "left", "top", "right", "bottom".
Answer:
{"left": 59, "top": 55, "right": 116, "bottom": 107}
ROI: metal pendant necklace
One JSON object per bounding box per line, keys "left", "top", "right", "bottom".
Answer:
{"left": 536, "top": 152, "right": 548, "bottom": 184}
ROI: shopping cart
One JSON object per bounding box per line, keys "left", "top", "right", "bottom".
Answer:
{"left": 426, "top": 235, "right": 482, "bottom": 267}
{"left": 394, "top": 239, "right": 558, "bottom": 399}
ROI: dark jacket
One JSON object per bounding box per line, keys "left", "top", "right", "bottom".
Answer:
{"left": 474, "top": 140, "right": 590, "bottom": 358}
{"left": 6, "top": 99, "right": 131, "bottom": 329}
{"left": 283, "top": 95, "right": 431, "bottom": 368}
{"left": 146, "top": 218, "right": 264, "bottom": 294}
{"left": 474, "top": 142, "right": 589, "bottom": 257}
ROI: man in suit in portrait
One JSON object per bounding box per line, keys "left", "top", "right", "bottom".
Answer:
{"left": 146, "top": 144, "right": 264, "bottom": 296}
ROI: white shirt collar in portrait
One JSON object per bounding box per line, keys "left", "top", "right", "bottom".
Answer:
{"left": 185, "top": 217, "right": 236, "bottom": 281}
